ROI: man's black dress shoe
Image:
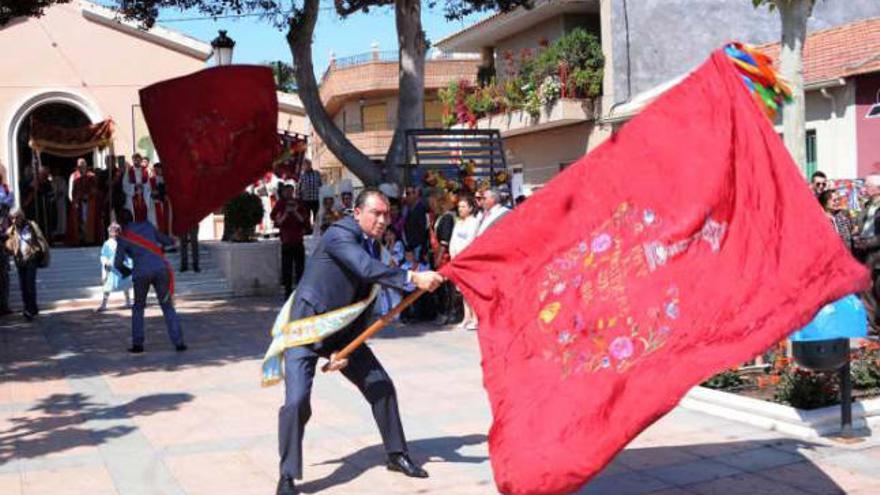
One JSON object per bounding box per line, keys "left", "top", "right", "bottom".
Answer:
{"left": 387, "top": 453, "right": 429, "bottom": 478}
{"left": 175, "top": 343, "right": 188, "bottom": 352}
{"left": 128, "top": 345, "right": 144, "bottom": 354}
{"left": 276, "top": 476, "right": 298, "bottom": 495}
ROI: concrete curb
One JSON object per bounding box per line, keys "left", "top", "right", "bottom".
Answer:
{"left": 681, "top": 386, "right": 880, "bottom": 439}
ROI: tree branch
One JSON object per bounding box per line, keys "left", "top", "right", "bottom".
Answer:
{"left": 334, "top": 0, "right": 394, "bottom": 16}
{"left": 288, "top": 0, "right": 382, "bottom": 185}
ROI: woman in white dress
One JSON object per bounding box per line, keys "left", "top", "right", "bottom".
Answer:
{"left": 449, "top": 195, "right": 480, "bottom": 330}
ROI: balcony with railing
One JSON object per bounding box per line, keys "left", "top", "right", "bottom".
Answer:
{"left": 313, "top": 117, "right": 445, "bottom": 170}
{"left": 319, "top": 46, "right": 481, "bottom": 114}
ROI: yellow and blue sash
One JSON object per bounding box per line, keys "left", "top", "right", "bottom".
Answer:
{"left": 261, "top": 286, "right": 379, "bottom": 386}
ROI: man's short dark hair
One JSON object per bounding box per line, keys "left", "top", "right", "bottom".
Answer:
{"left": 118, "top": 208, "right": 134, "bottom": 226}
{"left": 811, "top": 171, "right": 827, "bottom": 180}
{"left": 355, "top": 187, "right": 389, "bottom": 209}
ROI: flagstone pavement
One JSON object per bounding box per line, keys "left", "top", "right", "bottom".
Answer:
{"left": 3, "top": 296, "right": 880, "bottom": 495}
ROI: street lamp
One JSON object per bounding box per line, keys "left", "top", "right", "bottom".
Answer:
{"left": 211, "top": 30, "right": 235, "bottom": 66}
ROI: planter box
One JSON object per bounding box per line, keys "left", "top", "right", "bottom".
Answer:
{"left": 459, "top": 98, "right": 597, "bottom": 137}
{"left": 207, "top": 240, "right": 282, "bottom": 297}
{"left": 681, "top": 386, "right": 880, "bottom": 439}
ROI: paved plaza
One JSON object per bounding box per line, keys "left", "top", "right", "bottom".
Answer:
{"left": 2, "top": 297, "right": 880, "bottom": 494}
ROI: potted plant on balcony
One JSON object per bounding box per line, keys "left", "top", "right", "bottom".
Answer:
{"left": 222, "top": 192, "right": 264, "bottom": 242}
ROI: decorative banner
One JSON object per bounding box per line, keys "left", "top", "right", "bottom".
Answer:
{"left": 29, "top": 118, "right": 115, "bottom": 157}
{"left": 140, "top": 66, "right": 279, "bottom": 235}
{"left": 441, "top": 48, "right": 868, "bottom": 495}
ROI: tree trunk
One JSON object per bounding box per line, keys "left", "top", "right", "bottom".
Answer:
{"left": 778, "top": 0, "right": 814, "bottom": 174}
{"left": 383, "top": 0, "right": 426, "bottom": 185}
{"left": 288, "top": 0, "right": 382, "bottom": 185}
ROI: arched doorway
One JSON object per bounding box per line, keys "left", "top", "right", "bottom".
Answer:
{"left": 14, "top": 102, "right": 98, "bottom": 245}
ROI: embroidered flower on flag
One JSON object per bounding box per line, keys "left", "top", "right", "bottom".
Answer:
{"left": 610, "top": 337, "right": 635, "bottom": 360}
{"left": 591, "top": 234, "right": 612, "bottom": 253}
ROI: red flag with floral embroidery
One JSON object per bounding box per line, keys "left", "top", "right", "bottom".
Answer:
{"left": 440, "top": 48, "right": 868, "bottom": 495}
{"left": 139, "top": 66, "right": 279, "bottom": 235}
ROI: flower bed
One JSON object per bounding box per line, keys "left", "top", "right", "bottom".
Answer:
{"left": 702, "top": 340, "right": 880, "bottom": 410}
{"left": 439, "top": 28, "right": 604, "bottom": 127}
{"left": 683, "top": 340, "right": 880, "bottom": 438}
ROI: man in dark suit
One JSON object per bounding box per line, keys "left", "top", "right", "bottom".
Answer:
{"left": 402, "top": 186, "right": 428, "bottom": 258}
{"left": 277, "top": 188, "right": 444, "bottom": 495}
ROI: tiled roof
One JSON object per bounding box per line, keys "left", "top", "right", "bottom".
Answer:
{"left": 757, "top": 16, "right": 880, "bottom": 83}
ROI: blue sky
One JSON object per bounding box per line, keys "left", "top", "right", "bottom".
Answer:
{"left": 109, "top": 2, "right": 487, "bottom": 74}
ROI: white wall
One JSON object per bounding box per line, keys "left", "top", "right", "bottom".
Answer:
{"left": 773, "top": 82, "right": 857, "bottom": 179}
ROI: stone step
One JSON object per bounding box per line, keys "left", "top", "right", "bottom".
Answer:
{"left": 4, "top": 244, "right": 236, "bottom": 310}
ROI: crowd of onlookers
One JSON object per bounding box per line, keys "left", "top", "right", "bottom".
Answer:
{"left": 812, "top": 171, "right": 880, "bottom": 335}
{"left": 1, "top": 153, "right": 516, "bottom": 328}
{"left": 267, "top": 161, "right": 516, "bottom": 329}
{"left": 0, "top": 153, "right": 200, "bottom": 321}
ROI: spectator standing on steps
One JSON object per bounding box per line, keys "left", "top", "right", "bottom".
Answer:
{"left": 180, "top": 227, "right": 199, "bottom": 273}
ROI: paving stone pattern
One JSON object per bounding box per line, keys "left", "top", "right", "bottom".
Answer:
{"left": 2, "top": 297, "right": 880, "bottom": 494}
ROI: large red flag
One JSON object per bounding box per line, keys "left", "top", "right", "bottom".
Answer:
{"left": 440, "top": 48, "right": 868, "bottom": 495}
{"left": 139, "top": 66, "right": 279, "bottom": 234}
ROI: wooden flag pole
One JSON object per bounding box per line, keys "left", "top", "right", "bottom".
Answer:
{"left": 321, "top": 289, "right": 426, "bottom": 373}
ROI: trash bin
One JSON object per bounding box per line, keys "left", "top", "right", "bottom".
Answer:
{"left": 789, "top": 294, "right": 867, "bottom": 436}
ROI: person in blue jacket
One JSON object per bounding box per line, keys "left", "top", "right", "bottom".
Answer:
{"left": 114, "top": 209, "right": 185, "bottom": 353}
{"left": 276, "top": 188, "right": 444, "bottom": 495}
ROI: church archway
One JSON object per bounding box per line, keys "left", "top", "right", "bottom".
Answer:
{"left": 10, "top": 97, "right": 100, "bottom": 244}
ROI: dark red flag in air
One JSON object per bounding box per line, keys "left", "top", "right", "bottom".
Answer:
{"left": 139, "top": 66, "right": 279, "bottom": 234}
{"left": 440, "top": 49, "right": 868, "bottom": 495}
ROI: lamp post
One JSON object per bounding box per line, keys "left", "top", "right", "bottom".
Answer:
{"left": 211, "top": 30, "right": 235, "bottom": 66}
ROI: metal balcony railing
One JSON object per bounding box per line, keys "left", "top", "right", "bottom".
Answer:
{"left": 321, "top": 50, "right": 480, "bottom": 83}
{"left": 342, "top": 119, "right": 445, "bottom": 134}
{"left": 343, "top": 121, "right": 395, "bottom": 133}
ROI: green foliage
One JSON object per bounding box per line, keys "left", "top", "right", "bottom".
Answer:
{"left": 268, "top": 60, "right": 297, "bottom": 92}
{"left": 441, "top": 0, "right": 534, "bottom": 21}
{"left": 528, "top": 28, "right": 603, "bottom": 97}
{"left": 702, "top": 370, "right": 745, "bottom": 390}
{"left": 440, "top": 27, "right": 604, "bottom": 127}
{"left": 774, "top": 368, "right": 839, "bottom": 410}
{"left": 752, "top": 0, "right": 776, "bottom": 10}
{"left": 0, "top": 0, "right": 71, "bottom": 27}
{"left": 222, "top": 192, "right": 264, "bottom": 242}
{"left": 465, "top": 85, "right": 498, "bottom": 116}
{"left": 851, "top": 343, "right": 880, "bottom": 390}
{"left": 503, "top": 78, "right": 526, "bottom": 109}
{"left": 570, "top": 67, "right": 603, "bottom": 99}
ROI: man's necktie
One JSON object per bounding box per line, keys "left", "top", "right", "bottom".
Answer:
{"left": 363, "top": 238, "right": 378, "bottom": 260}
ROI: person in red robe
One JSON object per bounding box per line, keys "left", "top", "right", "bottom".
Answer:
{"left": 123, "top": 155, "right": 152, "bottom": 223}
{"left": 67, "top": 158, "right": 103, "bottom": 246}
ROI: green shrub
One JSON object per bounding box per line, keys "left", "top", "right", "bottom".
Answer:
{"left": 774, "top": 368, "right": 839, "bottom": 410}
{"left": 702, "top": 370, "right": 745, "bottom": 390}
{"left": 570, "top": 66, "right": 603, "bottom": 98}
{"left": 530, "top": 28, "right": 604, "bottom": 98}
{"left": 222, "top": 192, "right": 264, "bottom": 242}
{"left": 851, "top": 343, "right": 880, "bottom": 390}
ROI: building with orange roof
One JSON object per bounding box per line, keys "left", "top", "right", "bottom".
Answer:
{"left": 438, "top": 1, "right": 880, "bottom": 191}
{"left": 758, "top": 17, "right": 880, "bottom": 178}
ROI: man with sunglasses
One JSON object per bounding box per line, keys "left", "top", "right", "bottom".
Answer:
{"left": 810, "top": 171, "right": 828, "bottom": 197}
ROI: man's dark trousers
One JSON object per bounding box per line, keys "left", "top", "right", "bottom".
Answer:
{"left": 304, "top": 200, "right": 320, "bottom": 225}
{"left": 131, "top": 268, "right": 183, "bottom": 347}
{"left": 16, "top": 260, "right": 38, "bottom": 315}
{"left": 278, "top": 298, "right": 406, "bottom": 479}
{"left": 180, "top": 228, "right": 199, "bottom": 271}
{"left": 281, "top": 242, "right": 306, "bottom": 297}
